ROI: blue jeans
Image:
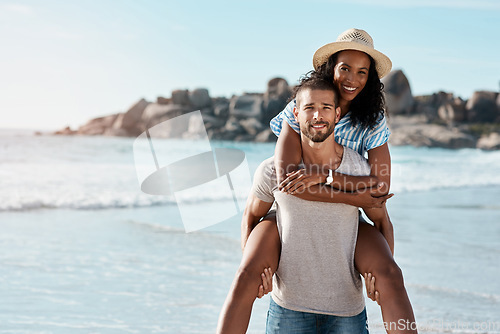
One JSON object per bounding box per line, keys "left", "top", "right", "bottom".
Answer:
{"left": 266, "top": 298, "right": 369, "bottom": 334}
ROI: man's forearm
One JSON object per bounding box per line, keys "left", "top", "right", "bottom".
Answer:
{"left": 330, "top": 173, "right": 379, "bottom": 192}
{"left": 292, "top": 184, "right": 359, "bottom": 205}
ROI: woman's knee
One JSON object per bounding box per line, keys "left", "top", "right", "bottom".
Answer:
{"left": 231, "top": 264, "right": 263, "bottom": 297}
{"left": 374, "top": 259, "right": 405, "bottom": 289}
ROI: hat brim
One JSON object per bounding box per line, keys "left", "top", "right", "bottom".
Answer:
{"left": 313, "top": 42, "right": 392, "bottom": 79}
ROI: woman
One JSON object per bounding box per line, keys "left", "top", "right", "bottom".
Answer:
{"left": 217, "top": 28, "right": 417, "bottom": 334}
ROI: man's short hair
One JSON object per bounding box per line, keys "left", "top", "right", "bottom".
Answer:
{"left": 294, "top": 71, "right": 339, "bottom": 107}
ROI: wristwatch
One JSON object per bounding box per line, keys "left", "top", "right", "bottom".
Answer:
{"left": 325, "top": 169, "right": 333, "bottom": 185}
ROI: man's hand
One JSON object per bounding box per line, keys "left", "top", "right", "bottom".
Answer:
{"left": 364, "top": 272, "right": 380, "bottom": 305}
{"left": 257, "top": 267, "right": 273, "bottom": 298}
{"left": 279, "top": 168, "right": 326, "bottom": 194}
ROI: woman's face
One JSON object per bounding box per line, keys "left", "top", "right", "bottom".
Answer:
{"left": 333, "top": 50, "right": 371, "bottom": 103}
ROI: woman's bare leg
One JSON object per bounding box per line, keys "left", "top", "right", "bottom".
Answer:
{"left": 355, "top": 220, "right": 417, "bottom": 334}
{"left": 216, "top": 217, "right": 281, "bottom": 334}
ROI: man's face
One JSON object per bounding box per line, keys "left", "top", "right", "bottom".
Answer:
{"left": 294, "top": 88, "right": 340, "bottom": 143}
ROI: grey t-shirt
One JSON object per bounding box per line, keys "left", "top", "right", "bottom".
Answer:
{"left": 252, "top": 147, "right": 371, "bottom": 316}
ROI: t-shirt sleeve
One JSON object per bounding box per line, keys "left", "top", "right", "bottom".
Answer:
{"left": 251, "top": 158, "right": 276, "bottom": 203}
{"left": 363, "top": 114, "right": 391, "bottom": 152}
{"left": 269, "top": 100, "right": 300, "bottom": 136}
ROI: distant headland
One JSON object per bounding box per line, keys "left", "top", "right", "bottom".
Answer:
{"left": 53, "top": 70, "right": 500, "bottom": 150}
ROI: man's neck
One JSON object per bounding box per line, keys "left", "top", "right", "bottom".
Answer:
{"left": 301, "top": 136, "right": 343, "bottom": 169}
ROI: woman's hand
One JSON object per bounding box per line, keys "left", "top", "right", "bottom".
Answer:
{"left": 257, "top": 267, "right": 273, "bottom": 298}
{"left": 279, "top": 168, "right": 326, "bottom": 194}
{"left": 354, "top": 185, "right": 393, "bottom": 208}
{"left": 364, "top": 272, "right": 380, "bottom": 305}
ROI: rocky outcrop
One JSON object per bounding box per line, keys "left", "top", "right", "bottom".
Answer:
{"left": 477, "top": 132, "right": 500, "bottom": 150}
{"left": 388, "top": 115, "right": 476, "bottom": 149}
{"left": 437, "top": 97, "right": 467, "bottom": 124}
{"left": 142, "top": 103, "right": 192, "bottom": 127}
{"left": 382, "top": 69, "right": 414, "bottom": 115}
{"left": 77, "top": 114, "right": 119, "bottom": 136}
{"left": 53, "top": 72, "right": 500, "bottom": 150}
{"left": 465, "top": 91, "right": 499, "bottom": 123}
{"left": 229, "top": 93, "right": 264, "bottom": 119}
{"left": 413, "top": 92, "right": 456, "bottom": 122}
{"left": 262, "top": 78, "right": 292, "bottom": 124}
{"left": 189, "top": 88, "right": 212, "bottom": 109}
{"left": 118, "top": 98, "right": 150, "bottom": 135}
{"left": 54, "top": 126, "right": 77, "bottom": 135}
{"left": 171, "top": 89, "right": 190, "bottom": 106}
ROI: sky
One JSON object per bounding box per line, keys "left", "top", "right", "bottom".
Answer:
{"left": 1, "top": 0, "right": 499, "bottom": 130}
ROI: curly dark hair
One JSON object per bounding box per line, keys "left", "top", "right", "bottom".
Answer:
{"left": 315, "top": 52, "right": 386, "bottom": 129}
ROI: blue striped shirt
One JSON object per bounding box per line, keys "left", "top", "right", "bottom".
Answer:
{"left": 270, "top": 100, "right": 391, "bottom": 157}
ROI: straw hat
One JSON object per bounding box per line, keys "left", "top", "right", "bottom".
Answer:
{"left": 312, "top": 28, "right": 392, "bottom": 78}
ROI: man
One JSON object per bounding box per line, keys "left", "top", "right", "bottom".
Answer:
{"left": 245, "top": 75, "right": 379, "bottom": 333}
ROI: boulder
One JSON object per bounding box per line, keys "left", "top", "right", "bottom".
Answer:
{"left": 255, "top": 129, "right": 277, "bottom": 142}
{"left": 382, "top": 70, "right": 414, "bottom": 115}
{"left": 224, "top": 116, "right": 244, "bottom": 133}
{"left": 413, "top": 91, "right": 455, "bottom": 121}
{"left": 263, "top": 78, "right": 292, "bottom": 124}
{"left": 240, "top": 118, "right": 264, "bottom": 136}
{"left": 157, "top": 96, "right": 170, "bottom": 105}
{"left": 430, "top": 127, "right": 476, "bottom": 149}
{"left": 145, "top": 112, "right": 193, "bottom": 139}
{"left": 388, "top": 115, "right": 476, "bottom": 149}
{"left": 438, "top": 97, "right": 467, "bottom": 124}
{"left": 201, "top": 114, "right": 226, "bottom": 130}
{"left": 119, "top": 98, "right": 150, "bottom": 135}
{"left": 54, "top": 126, "right": 76, "bottom": 135}
{"left": 229, "top": 93, "right": 263, "bottom": 119}
{"left": 103, "top": 126, "right": 129, "bottom": 137}
{"left": 77, "top": 114, "right": 119, "bottom": 135}
{"left": 171, "top": 89, "right": 191, "bottom": 106}
{"left": 213, "top": 97, "right": 230, "bottom": 120}
{"left": 477, "top": 132, "right": 500, "bottom": 150}
{"left": 466, "top": 91, "right": 499, "bottom": 123}
{"left": 199, "top": 106, "right": 214, "bottom": 117}
{"left": 189, "top": 88, "right": 211, "bottom": 109}
{"left": 142, "top": 103, "right": 192, "bottom": 127}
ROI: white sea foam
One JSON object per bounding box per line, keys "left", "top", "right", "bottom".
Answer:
{"left": 2, "top": 133, "right": 500, "bottom": 212}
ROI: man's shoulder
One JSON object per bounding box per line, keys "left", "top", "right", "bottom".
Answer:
{"left": 251, "top": 157, "right": 278, "bottom": 203}
{"left": 254, "top": 157, "right": 277, "bottom": 185}
{"left": 256, "top": 156, "right": 276, "bottom": 176}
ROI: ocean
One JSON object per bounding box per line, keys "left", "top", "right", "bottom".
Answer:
{"left": 1, "top": 129, "right": 499, "bottom": 333}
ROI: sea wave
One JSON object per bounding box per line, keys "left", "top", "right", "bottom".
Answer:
{"left": 2, "top": 134, "right": 500, "bottom": 212}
